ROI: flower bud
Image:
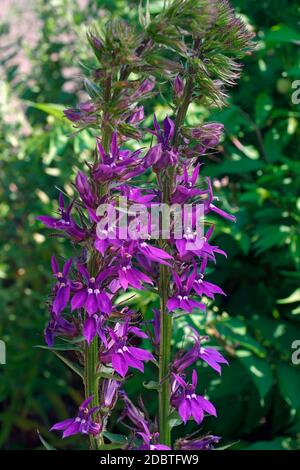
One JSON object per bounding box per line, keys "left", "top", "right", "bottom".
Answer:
{"left": 173, "top": 75, "right": 184, "bottom": 98}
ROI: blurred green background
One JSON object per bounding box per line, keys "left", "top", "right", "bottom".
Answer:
{"left": 0, "top": 0, "right": 300, "bottom": 450}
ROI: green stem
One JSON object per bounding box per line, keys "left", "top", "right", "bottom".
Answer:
{"left": 158, "top": 68, "right": 195, "bottom": 447}
{"left": 158, "top": 264, "right": 172, "bottom": 446}
{"left": 83, "top": 79, "right": 112, "bottom": 449}
{"left": 84, "top": 337, "right": 101, "bottom": 450}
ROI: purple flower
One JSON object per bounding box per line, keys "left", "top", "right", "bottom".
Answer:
{"left": 190, "top": 123, "right": 224, "bottom": 148}
{"left": 173, "top": 329, "right": 228, "bottom": 375}
{"left": 93, "top": 132, "right": 143, "bottom": 182}
{"left": 173, "top": 75, "right": 184, "bottom": 98}
{"left": 175, "top": 224, "right": 227, "bottom": 261}
{"left": 137, "top": 241, "right": 173, "bottom": 266}
{"left": 205, "top": 177, "right": 236, "bottom": 222}
{"left": 131, "top": 78, "right": 155, "bottom": 100}
{"left": 171, "top": 370, "right": 217, "bottom": 424}
{"left": 51, "top": 256, "right": 72, "bottom": 315}
{"left": 120, "top": 391, "right": 148, "bottom": 431}
{"left": 64, "top": 101, "right": 97, "bottom": 124}
{"left": 101, "top": 320, "right": 154, "bottom": 377}
{"left": 37, "top": 194, "right": 86, "bottom": 241}
{"left": 192, "top": 258, "right": 226, "bottom": 299}
{"left": 45, "top": 310, "right": 76, "bottom": 347}
{"left": 167, "top": 271, "right": 205, "bottom": 313}
{"left": 127, "top": 106, "right": 145, "bottom": 125}
{"left": 120, "top": 393, "right": 170, "bottom": 450}
{"left": 75, "top": 171, "right": 97, "bottom": 209}
{"left": 172, "top": 164, "right": 206, "bottom": 204}
{"left": 175, "top": 434, "right": 221, "bottom": 450}
{"left": 83, "top": 313, "right": 108, "bottom": 346}
{"left": 101, "top": 379, "right": 120, "bottom": 410}
{"left": 138, "top": 428, "right": 171, "bottom": 451}
{"left": 144, "top": 116, "right": 178, "bottom": 169}
{"left": 115, "top": 245, "right": 153, "bottom": 291}
{"left": 50, "top": 396, "right": 101, "bottom": 439}
{"left": 71, "top": 265, "right": 112, "bottom": 316}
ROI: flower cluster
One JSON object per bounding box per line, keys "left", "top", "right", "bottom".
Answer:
{"left": 37, "top": 0, "right": 254, "bottom": 451}
{"left": 39, "top": 114, "right": 230, "bottom": 448}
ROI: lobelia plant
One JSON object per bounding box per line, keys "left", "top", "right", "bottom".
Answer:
{"left": 37, "top": 0, "right": 254, "bottom": 450}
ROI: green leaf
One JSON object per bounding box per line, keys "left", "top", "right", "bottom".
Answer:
{"left": 27, "top": 102, "right": 65, "bottom": 121}
{"left": 237, "top": 350, "right": 273, "bottom": 400}
{"left": 35, "top": 344, "right": 82, "bottom": 352}
{"left": 215, "top": 316, "right": 267, "bottom": 358}
{"left": 143, "top": 380, "right": 160, "bottom": 390}
{"left": 255, "top": 93, "right": 273, "bottom": 126}
{"left": 53, "top": 352, "right": 84, "bottom": 379}
{"left": 265, "top": 25, "right": 300, "bottom": 43}
{"left": 103, "top": 432, "right": 129, "bottom": 444}
{"left": 37, "top": 430, "right": 57, "bottom": 450}
{"left": 277, "top": 363, "right": 300, "bottom": 410}
{"left": 277, "top": 288, "right": 300, "bottom": 304}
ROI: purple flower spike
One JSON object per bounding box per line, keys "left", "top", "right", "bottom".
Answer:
{"left": 171, "top": 370, "right": 217, "bottom": 425}
{"left": 50, "top": 396, "right": 101, "bottom": 439}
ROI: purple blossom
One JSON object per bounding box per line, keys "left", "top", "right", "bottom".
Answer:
{"left": 51, "top": 256, "right": 72, "bottom": 315}
{"left": 93, "top": 132, "right": 143, "bottom": 182}
{"left": 120, "top": 393, "right": 170, "bottom": 450}
{"left": 192, "top": 258, "right": 226, "bottom": 299}
{"left": 37, "top": 194, "right": 86, "bottom": 242}
{"left": 83, "top": 313, "right": 108, "bottom": 346}
{"left": 71, "top": 265, "right": 112, "bottom": 316}
{"left": 171, "top": 370, "right": 217, "bottom": 424}
{"left": 175, "top": 434, "right": 221, "bottom": 450}
{"left": 173, "top": 329, "right": 228, "bottom": 375}
{"left": 45, "top": 310, "right": 76, "bottom": 347}
{"left": 205, "top": 177, "right": 236, "bottom": 222}
{"left": 101, "top": 379, "right": 120, "bottom": 410}
{"left": 64, "top": 101, "right": 97, "bottom": 124}
{"left": 127, "top": 106, "right": 145, "bottom": 125}
{"left": 138, "top": 428, "right": 171, "bottom": 451}
{"left": 101, "top": 320, "right": 154, "bottom": 377}
{"left": 50, "top": 396, "right": 101, "bottom": 439}
{"left": 144, "top": 116, "right": 178, "bottom": 169}
{"left": 173, "top": 75, "right": 184, "bottom": 98}
{"left": 75, "top": 171, "right": 97, "bottom": 209}
{"left": 172, "top": 164, "right": 206, "bottom": 204}
{"left": 131, "top": 78, "right": 155, "bottom": 100}
{"left": 175, "top": 224, "right": 227, "bottom": 261}
{"left": 115, "top": 245, "right": 153, "bottom": 291}
{"left": 190, "top": 122, "right": 224, "bottom": 148}
{"left": 167, "top": 271, "right": 206, "bottom": 313}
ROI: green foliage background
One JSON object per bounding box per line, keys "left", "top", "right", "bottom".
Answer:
{"left": 0, "top": 0, "right": 299, "bottom": 450}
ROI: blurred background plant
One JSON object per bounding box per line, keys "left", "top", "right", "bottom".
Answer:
{"left": 0, "top": 0, "right": 299, "bottom": 450}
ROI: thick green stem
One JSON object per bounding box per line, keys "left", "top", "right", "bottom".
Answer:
{"left": 83, "top": 81, "right": 112, "bottom": 449}
{"left": 158, "top": 69, "right": 195, "bottom": 447}
{"left": 84, "top": 337, "right": 101, "bottom": 450}
{"left": 158, "top": 264, "right": 172, "bottom": 446}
